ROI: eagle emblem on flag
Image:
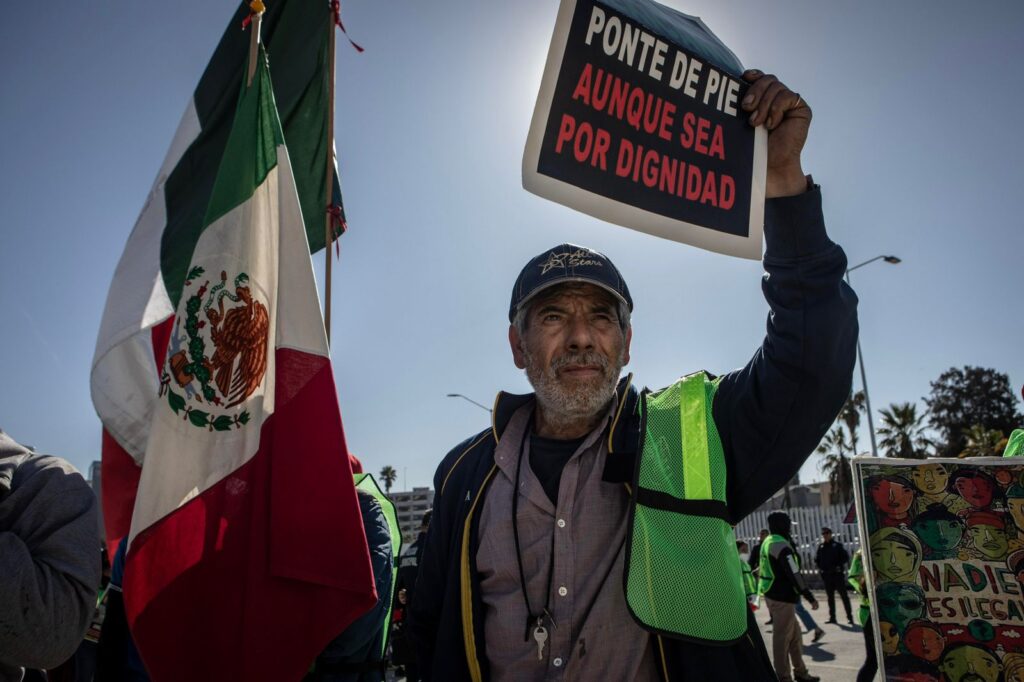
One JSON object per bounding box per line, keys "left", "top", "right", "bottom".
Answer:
{"left": 159, "top": 266, "right": 269, "bottom": 431}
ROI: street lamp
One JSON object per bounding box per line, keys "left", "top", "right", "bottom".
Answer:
{"left": 446, "top": 393, "right": 493, "bottom": 413}
{"left": 845, "top": 255, "right": 901, "bottom": 458}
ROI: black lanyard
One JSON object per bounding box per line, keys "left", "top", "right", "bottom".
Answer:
{"left": 512, "top": 417, "right": 557, "bottom": 641}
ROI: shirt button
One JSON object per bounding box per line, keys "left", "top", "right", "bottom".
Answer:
{"left": 558, "top": 586, "right": 568, "bottom": 597}
{"left": 557, "top": 519, "right": 566, "bottom": 528}
{"left": 553, "top": 657, "right": 563, "bottom": 667}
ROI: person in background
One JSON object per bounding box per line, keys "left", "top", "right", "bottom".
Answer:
{"left": 752, "top": 528, "right": 772, "bottom": 623}
{"left": 96, "top": 535, "right": 150, "bottom": 681}
{"left": 0, "top": 428, "right": 102, "bottom": 682}
{"left": 795, "top": 600, "right": 826, "bottom": 643}
{"left": 396, "top": 510, "right": 431, "bottom": 605}
{"left": 393, "top": 509, "right": 430, "bottom": 682}
{"left": 308, "top": 488, "right": 394, "bottom": 682}
{"left": 759, "top": 510, "right": 820, "bottom": 682}
{"left": 815, "top": 527, "right": 852, "bottom": 624}
{"left": 737, "top": 541, "right": 758, "bottom": 611}
{"left": 751, "top": 529, "right": 769, "bottom": 575}
{"left": 46, "top": 544, "right": 111, "bottom": 682}
{"left": 848, "top": 549, "right": 876, "bottom": 682}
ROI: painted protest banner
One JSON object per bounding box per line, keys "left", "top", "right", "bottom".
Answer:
{"left": 523, "top": 0, "right": 767, "bottom": 259}
{"left": 853, "top": 457, "right": 1024, "bottom": 682}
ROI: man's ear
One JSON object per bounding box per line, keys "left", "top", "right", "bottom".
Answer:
{"left": 622, "top": 325, "right": 632, "bottom": 366}
{"left": 509, "top": 324, "right": 527, "bottom": 369}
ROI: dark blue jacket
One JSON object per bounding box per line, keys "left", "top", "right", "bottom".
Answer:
{"left": 409, "top": 187, "right": 858, "bottom": 682}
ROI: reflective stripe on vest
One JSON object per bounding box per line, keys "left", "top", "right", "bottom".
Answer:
{"left": 624, "top": 371, "right": 747, "bottom": 644}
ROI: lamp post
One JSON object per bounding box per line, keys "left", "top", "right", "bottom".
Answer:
{"left": 446, "top": 393, "right": 493, "bottom": 414}
{"left": 845, "top": 255, "right": 901, "bottom": 458}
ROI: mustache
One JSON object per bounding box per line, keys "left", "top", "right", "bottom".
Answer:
{"left": 549, "top": 351, "right": 611, "bottom": 373}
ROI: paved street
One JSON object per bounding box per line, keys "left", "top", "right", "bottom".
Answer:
{"left": 754, "top": 590, "right": 874, "bottom": 682}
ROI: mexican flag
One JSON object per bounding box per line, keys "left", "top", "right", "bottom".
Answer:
{"left": 121, "top": 45, "right": 375, "bottom": 680}
{"left": 91, "top": 0, "right": 345, "bottom": 556}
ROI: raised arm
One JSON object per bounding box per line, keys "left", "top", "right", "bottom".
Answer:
{"left": 712, "top": 71, "right": 859, "bottom": 520}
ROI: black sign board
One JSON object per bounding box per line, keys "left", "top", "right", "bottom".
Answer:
{"left": 524, "top": 0, "right": 766, "bottom": 259}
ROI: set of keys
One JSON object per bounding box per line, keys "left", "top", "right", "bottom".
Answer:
{"left": 533, "top": 619, "right": 549, "bottom": 660}
{"left": 527, "top": 612, "right": 553, "bottom": 661}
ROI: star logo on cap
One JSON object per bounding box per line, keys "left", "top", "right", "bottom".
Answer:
{"left": 538, "top": 249, "right": 603, "bottom": 275}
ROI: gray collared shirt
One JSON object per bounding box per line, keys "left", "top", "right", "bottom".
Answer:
{"left": 477, "top": 403, "right": 659, "bottom": 682}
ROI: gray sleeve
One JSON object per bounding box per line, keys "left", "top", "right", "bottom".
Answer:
{"left": 0, "top": 455, "right": 102, "bottom": 670}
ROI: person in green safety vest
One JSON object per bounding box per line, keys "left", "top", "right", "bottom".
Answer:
{"left": 758, "top": 511, "right": 819, "bottom": 682}
{"left": 848, "top": 549, "right": 876, "bottom": 682}
{"left": 737, "top": 541, "right": 758, "bottom": 611}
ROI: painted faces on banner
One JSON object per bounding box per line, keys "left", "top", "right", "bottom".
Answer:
{"left": 877, "top": 583, "right": 927, "bottom": 633}
{"left": 951, "top": 470, "right": 999, "bottom": 510}
{"left": 904, "top": 619, "right": 946, "bottom": 663}
{"left": 880, "top": 620, "right": 901, "bottom": 655}
{"left": 939, "top": 642, "right": 1002, "bottom": 682}
{"left": 1007, "top": 484, "right": 1024, "bottom": 533}
{"left": 856, "top": 460, "right": 1024, "bottom": 680}
{"left": 912, "top": 504, "right": 965, "bottom": 560}
{"left": 871, "top": 527, "right": 923, "bottom": 583}
{"left": 1004, "top": 652, "right": 1024, "bottom": 682}
{"left": 966, "top": 512, "right": 1010, "bottom": 561}
{"left": 868, "top": 474, "right": 917, "bottom": 529}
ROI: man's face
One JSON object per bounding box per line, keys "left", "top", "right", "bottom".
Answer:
{"left": 913, "top": 464, "right": 949, "bottom": 495}
{"left": 940, "top": 645, "right": 1001, "bottom": 682}
{"left": 510, "top": 284, "right": 631, "bottom": 424}
{"left": 968, "top": 523, "right": 1008, "bottom": 560}
{"left": 954, "top": 475, "right": 995, "bottom": 508}
{"left": 871, "top": 479, "right": 915, "bottom": 516}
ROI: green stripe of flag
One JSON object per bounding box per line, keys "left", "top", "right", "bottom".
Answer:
{"left": 160, "top": 0, "right": 340, "bottom": 310}
{"left": 205, "top": 48, "right": 284, "bottom": 227}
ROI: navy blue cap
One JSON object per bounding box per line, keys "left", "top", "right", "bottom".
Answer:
{"left": 509, "top": 244, "right": 632, "bottom": 323}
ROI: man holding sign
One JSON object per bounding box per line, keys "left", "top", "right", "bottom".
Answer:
{"left": 410, "top": 68, "right": 856, "bottom": 682}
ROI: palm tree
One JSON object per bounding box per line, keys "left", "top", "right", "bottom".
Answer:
{"left": 818, "top": 424, "right": 854, "bottom": 506}
{"left": 958, "top": 424, "right": 1006, "bottom": 458}
{"left": 839, "top": 391, "right": 865, "bottom": 459}
{"left": 877, "top": 402, "right": 934, "bottom": 459}
{"left": 379, "top": 465, "right": 398, "bottom": 494}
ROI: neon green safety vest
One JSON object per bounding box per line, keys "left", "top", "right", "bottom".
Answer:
{"left": 757, "top": 534, "right": 794, "bottom": 597}
{"left": 848, "top": 549, "right": 870, "bottom": 626}
{"left": 354, "top": 473, "right": 402, "bottom": 658}
{"left": 741, "top": 560, "right": 756, "bottom": 599}
{"left": 624, "top": 371, "right": 747, "bottom": 644}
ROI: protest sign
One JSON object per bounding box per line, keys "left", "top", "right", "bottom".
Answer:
{"left": 853, "top": 457, "right": 1024, "bottom": 681}
{"left": 523, "top": 0, "right": 767, "bottom": 259}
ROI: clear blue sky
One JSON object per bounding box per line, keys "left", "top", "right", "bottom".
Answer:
{"left": 1, "top": 1, "right": 1021, "bottom": 492}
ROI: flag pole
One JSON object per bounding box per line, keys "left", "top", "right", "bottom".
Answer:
{"left": 323, "top": 6, "right": 338, "bottom": 346}
{"left": 246, "top": 2, "right": 265, "bottom": 87}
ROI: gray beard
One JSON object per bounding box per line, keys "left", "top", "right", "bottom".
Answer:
{"left": 523, "top": 348, "right": 624, "bottom": 432}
